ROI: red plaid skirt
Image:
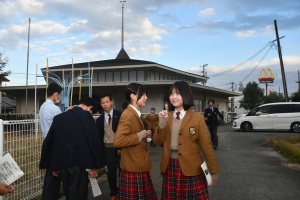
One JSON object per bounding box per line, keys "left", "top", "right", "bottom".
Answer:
{"left": 118, "top": 170, "right": 157, "bottom": 200}
{"left": 162, "top": 157, "right": 209, "bottom": 200}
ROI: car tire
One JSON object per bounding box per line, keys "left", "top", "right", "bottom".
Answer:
{"left": 242, "top": 122, "right": 253, "bottom": 132}
{"left": 291, "top": 122, "right": 300, "bottom": 133}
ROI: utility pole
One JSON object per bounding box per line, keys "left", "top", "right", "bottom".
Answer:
{"left": 230, "top": 82, "right": 235, "bottom": 92}
{"left": 120, "top": 1, "right": 126, "bottom": 49}
{"left": 274, "top": 20, "right": 288, "bottom": 102}
{"left": 25, "top": 18, "right": 31, "bottom": 115}
{"left": 200, "top": 64, "right": 208, "bottom": 77}
{"left": 296, "top": 70, "right": 300, "bottom": 92}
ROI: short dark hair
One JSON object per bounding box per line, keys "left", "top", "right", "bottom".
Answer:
{"left": 123, "top": 83, "right": 147, "bottom": 107}
{"left": 100, "top": 93, "right": 112, "bottom": 101}
{"left": 47, "top": 83, "right": 62, "bottom": 97}
{"left": 168, "top": 81, "right": 193, "bottom": 111}
{"left": 78, "top": 97, "right": 98, "bottom": 114}
{"left": 208, "top": 99, "right": 215, "bottom": 104}
{"left": 151, "top": 108, "right": 155, "bottom": 111}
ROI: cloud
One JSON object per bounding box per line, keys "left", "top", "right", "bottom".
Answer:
{"left": 236, "top": 30, "right": 257, "bottom": 38}
{"left": 198, "top": 8, "right": 216, "bottom": 16}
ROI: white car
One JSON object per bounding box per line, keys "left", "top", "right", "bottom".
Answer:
{"left": 232, "top": 102, "right": 300, "bottom": 133}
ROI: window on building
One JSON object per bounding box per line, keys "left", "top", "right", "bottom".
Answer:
{"left": 92, "top": 72, "right": 98, "bottom": 83}
{"left": 121, "top": 71, "right": 128, "bottom": 81}
{"left": 137, "top": 71, "right": 144, "bottom": 81}
{"left": 129, "top": 71, "right": 136, "bottom": 81}
{"left": 106, "top": 72, "right": 113, "bottom": 82}
{"left": 150, "top": 71, "right": 155, "bottom": 81}
{"left": 155, "top": 72, "right": 159, "bottom": 80}
{"left": 99, "top": 72, "right": 105, "bottom": 82}
{"left": 114, "top": 71, "right": 120, "bottom": 82}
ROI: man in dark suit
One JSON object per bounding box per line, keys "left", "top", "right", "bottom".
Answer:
{"left": 96, "top": 93, "right": 122, "bottom": 200}
{"left": 39, "top": 97, "right": 105, "bottom": 200}
{"left": 204, "top": 99, "right": 223, "bottom": 150}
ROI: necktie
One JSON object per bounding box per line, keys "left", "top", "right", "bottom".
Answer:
{"left": 211, "top": 107, "right": 213, "bottom": 112}
{"left": 108, "top": 114, "right": 112, "bottom": 125}
{"left": 176, "top": 112, "right": 180, "bottom": 120}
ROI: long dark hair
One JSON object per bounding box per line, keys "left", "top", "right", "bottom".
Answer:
{"left": 168, "top": 81, "right": 193, "bottom": 111}
{"left": 123, "top": 83, "right": 147, "bottom": 108}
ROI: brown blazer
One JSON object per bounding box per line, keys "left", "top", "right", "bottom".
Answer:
{"left": 113, "top": 105, "right": 151, "bottom": 172}
{"left": 153, "top": 110, "right": 219, "bottom": 176}
{"left": 144, "top": 113, "right": 159, "bottom": 130}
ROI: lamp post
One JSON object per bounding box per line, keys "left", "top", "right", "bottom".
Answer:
{"left": 26, "top": 18, "right": 31, "bottom": 114}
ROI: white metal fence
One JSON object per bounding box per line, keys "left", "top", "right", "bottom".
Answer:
{"left": 0, "top": 119, "right": 44, "bottom": 200}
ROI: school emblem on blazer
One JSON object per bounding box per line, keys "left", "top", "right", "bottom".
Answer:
{"left": 189, "top": 127, "right": 196, "bottom": 136}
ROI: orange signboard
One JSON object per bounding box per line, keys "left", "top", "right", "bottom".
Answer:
{"left": 258, "top": 68, "right": 274, "bottom": 83}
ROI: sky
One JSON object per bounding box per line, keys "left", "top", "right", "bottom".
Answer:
{"left": 1, "top": 0, "right": 300, "bottom": 96}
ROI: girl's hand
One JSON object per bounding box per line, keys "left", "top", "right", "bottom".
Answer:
{"left": 159, "top": 110, "right": 168, "bottom": 118}
{"left": 210, "top": 173, "right": 219, "bottom": 186}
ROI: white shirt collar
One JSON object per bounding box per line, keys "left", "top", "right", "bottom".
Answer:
{"left": 129, "top": 104, "right": 141, "bottom": 117}
{"left": 173, "top": 109, "right": 186, "bottom": 119}
{"left": 105, "top": 109, "right": 113, "bottom": 118}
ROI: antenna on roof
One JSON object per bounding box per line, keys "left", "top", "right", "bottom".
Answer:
{"left": 120, "top": 0, "right": 126, "bottom": 49}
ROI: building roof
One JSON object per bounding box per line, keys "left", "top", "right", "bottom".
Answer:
{"left": 40, "top": 56, "right": 209, "bottom": 83}
{"left": 0, "top": 75, "right": 10, "bottom": 82}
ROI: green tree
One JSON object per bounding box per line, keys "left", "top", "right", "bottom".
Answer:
{"left": 240, "top": 81, "right": 264, "bottom": 110}
{"left": 263, "top": 91, "right": 285, "bottom": 103}
{"left": 290, "top": 91, "right": 300, "bottom": 102}
{"left": 0, "top": 52, "right": 11, "bottom": 77}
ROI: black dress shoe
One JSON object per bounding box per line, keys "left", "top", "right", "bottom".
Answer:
{"left": 213, "top": 146, "right": 218, "bottom": 150}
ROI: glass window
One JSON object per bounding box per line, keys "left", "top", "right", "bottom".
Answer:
{"left": 137, "top": 71, "right": 144, "bottom": 81}
{"left": 129, "top": 71, "right": 136, "bottom": 81}
{"left": 256, "top": 105, "right": 271, "bottom": 115}
{"left": 150, "top": 71, "right": 155, "bottom": 81}
{"left": 155, "top": 72, "right": 159, "bottom": 80}
{"left": 160, "top": 73, "right": 164, "bottom": 80}
{"left": 99, "top": 72, "right": 105, "bottom": 82}
{"left": 292, "top": 104, "right": 300, "bottom": 112}
{"left": 121, "top": 71, "right": 128, "bottom": 81}
{"left": 106, "top": 72, "right": 113, "bottom": 82}
{"left": 114, "top": 72, "right": 120, "bottom": 82}
{"left": 270, "top": 104, "right": 291, "bottom": 113}
{"left": 92, "top": 72, "right": 98, "bottom": 83}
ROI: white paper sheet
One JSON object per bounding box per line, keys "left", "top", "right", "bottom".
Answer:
{"left": 0, "top": 153, "right": 24, "bottom": 185}
{"left": 89, "top": 177, "right": 102, "bottom": 197}
{"left": 201, "top": 161, "right": 212, "bottom": 185}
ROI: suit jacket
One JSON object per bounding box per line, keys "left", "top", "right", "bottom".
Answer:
{"left": 144, "top": 113, "right": 159, "bottom": 130}
{"left": 204, "top": 106, "right": 223, "bottom": 126}
{"left": 39, "top": 107, "right": 105, "bottom": 171}
{"left": 153, "top": 110, "right": 219, "bottom": 176}
{"left": 113, "top": 105, "right": 151, "bottom": 172}
{"left": 96, "top": 109, "right": 122, "bottom": 144}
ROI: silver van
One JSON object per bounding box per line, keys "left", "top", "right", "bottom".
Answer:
{"left": 232, "top": 102, "right": 300, "bottom": 132}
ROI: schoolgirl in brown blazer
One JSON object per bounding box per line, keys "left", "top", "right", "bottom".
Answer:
{"left": 153, "top": 81, "right": 219, "bottom": 200}
{"left": 113, "top": 83, "right": 157, "bottom": 200}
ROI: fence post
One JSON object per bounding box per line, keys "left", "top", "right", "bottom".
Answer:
{"left": 0, "top": 119, "right": 3, "bottom": 157}
{"left": 0, "top": 119, "right": 3, "bottom": 200}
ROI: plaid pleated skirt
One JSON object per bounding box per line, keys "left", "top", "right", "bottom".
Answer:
{"left": 162, "top": 157, "right": 209, "bottom": 200}
{"left": 118, "top": 170, "right": 157, "bottom": 200}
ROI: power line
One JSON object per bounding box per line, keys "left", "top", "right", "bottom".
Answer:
{"left": 209, "top": 42, "right": 272, "bottom": 78}
{"left": 239, "top": 42, "right": 274, "bottom": 83}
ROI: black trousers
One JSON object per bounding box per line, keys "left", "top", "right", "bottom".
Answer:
{"left": 208, "top": 125, "right": 218, "bottom": 147}
{"left": 60, "top": 166, "right": 89, "bottom": 200}
{"left": 105, "top": 146, "right": 120, "bottom": 196}
{"left": 42, "top": 169, "right": 61, "bottom": 200}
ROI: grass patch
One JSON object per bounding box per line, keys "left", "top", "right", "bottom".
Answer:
{"left": 267, "top": 136, "right": 300, "bottom": 164}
